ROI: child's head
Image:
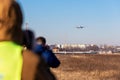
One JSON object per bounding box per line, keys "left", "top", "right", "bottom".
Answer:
{"left": 23, "top": 30, "right": 35, "bottom": 50}
{"left": 0, "top": 0, "right": 23, "bottom": 44}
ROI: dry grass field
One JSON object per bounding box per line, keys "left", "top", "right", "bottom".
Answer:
{"left": 52, "top": 54, "right": 120, "bottom": 80}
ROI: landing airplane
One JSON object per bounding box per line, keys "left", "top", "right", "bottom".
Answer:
{"left": 76, "top": 26, "right": 84, "bottom": 29}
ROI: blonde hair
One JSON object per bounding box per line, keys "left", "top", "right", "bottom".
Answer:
{"left": 0, "top": 0, "right": 23, "bottom": 44}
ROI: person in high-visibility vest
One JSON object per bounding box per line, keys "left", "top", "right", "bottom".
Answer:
{"left": 0, "top": 0, "right": 56, "bottom": 80}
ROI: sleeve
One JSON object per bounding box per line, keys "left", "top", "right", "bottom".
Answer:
{"left": 44, "top": 50, "right": 60, "bottom": 68}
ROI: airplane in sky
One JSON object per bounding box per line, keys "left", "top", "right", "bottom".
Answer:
{"left": 76, "top": 26, "right": 84, "bottom": 29}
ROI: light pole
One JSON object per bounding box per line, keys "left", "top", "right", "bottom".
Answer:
{"left": 25, "top": 22, "right": 28, "bottom": 30}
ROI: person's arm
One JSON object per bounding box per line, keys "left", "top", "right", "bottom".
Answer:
{"left": 22, "top": 50, "right": 39, "bottom": 80}
{"left": 43, "top": 50, "right": 60, "bottom": 68}
{"left": 49, "top": 51, "right": 60, "bottom": 68}
{"left": 22, "top": 50, "right": 56, "bottom": 80}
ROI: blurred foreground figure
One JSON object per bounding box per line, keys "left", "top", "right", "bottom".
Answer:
{"left": 0, "top": 0, "right": 56, "bottom": 80}
{"left": 34, "top": 37, "right": 60, "bottom": 68}
{"left": 23, "top": 31, "right": 57, "bottom": 80}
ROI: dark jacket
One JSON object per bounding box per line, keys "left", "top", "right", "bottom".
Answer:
{"left": 34, "top": 44, "right": 60, "bottom": 68}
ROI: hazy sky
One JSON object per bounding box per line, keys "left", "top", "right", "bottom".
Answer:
{"left": 18, "top": 0, "right": 120, "bottom": 45}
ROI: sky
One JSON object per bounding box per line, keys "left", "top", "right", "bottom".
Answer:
{"left": 18, "top": 0, "right": 120, "bottom": 45}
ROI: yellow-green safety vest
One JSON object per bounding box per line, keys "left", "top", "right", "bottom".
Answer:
{"left": 0, "top": 41, "right": 23, "bottom": 80}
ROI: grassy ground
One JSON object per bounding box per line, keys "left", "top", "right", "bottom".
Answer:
{"left": 52, "top": 54, "right": 120, "bottom": 80}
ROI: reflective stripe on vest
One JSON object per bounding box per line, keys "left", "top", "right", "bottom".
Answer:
{"left": 0, "top": 41, "right": 23, "bottom": 80}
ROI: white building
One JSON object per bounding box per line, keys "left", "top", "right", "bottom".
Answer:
{"left": 56, "top": 44, "right": 87, "bottom": 49}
